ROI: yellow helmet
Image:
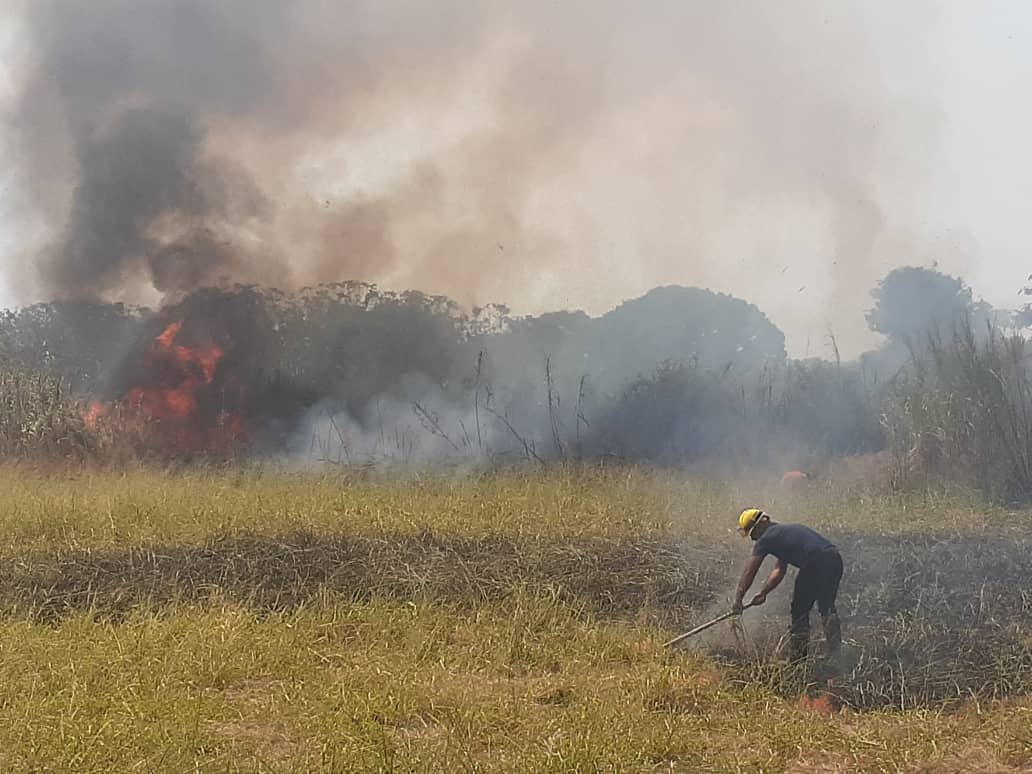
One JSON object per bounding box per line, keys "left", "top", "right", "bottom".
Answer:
{"left": 737, "top": 508, "right": 765, "bottom": 537}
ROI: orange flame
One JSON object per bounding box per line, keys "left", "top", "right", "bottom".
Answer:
{"left": 83, "top": 402, "right": 108, "bottom": 429}
{"left": 799, "top": 692, "right": 839, "bottom": 716}
{"left": 125, "top": 321, "right": 224, "bottom": 423}
{"left": 83, "top": 320, "right": 245, "bottom": 455}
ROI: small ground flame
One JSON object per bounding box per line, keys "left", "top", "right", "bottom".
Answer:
{"left": 798, "top": 691, "right": 840, "bottom": 717}
{"left": 83, "top": 402, "right": 108, "bottom": 430}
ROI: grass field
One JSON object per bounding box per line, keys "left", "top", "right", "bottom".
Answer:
{"left": 0, "top": 465, "right": 1029, "bottom": 772}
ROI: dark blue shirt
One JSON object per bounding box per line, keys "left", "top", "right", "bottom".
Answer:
{"left": 752, "top": 523, "right": 835, "bottom": 568}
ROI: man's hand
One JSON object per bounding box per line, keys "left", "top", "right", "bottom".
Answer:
{"left": 734, "top": 556, "right": 765, "bottom": 615}
{"left": 749, "top": 591, "right": 767, "bottom": 607}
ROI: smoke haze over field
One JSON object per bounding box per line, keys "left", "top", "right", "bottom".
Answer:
{"left": 0, "top": 1, "right": 1029, "bottom": 356}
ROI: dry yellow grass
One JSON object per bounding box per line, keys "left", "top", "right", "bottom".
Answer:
{"left": 0, "top": 465, "right": 1026, "bottom": 772}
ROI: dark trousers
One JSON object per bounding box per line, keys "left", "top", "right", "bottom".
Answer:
{"left": 789, "top": 548, "right": 843, "bottom": 661}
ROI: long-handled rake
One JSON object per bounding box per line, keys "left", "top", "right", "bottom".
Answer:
{"left": 663, "top": 601, "right": 758, "bottom": 648}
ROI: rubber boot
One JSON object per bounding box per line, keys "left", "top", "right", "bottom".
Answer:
{"left": 821, "top": 609, "right": 842, "bottom": 658}
{"left": 788, "top": 615, "right": 809, "bottom": 663}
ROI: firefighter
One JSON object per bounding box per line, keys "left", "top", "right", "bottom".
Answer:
{"left": 732, "top": 508, "right": 843, "bottom": 662}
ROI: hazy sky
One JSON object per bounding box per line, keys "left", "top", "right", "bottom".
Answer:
{"left": 0, "top": 2, "right": 1029, "bottom": 359}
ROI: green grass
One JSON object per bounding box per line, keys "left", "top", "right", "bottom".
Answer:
{"left": 0, "top": 466, "right": 1028, "bottom": 772}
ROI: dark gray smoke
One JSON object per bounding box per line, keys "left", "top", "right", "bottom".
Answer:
{"left": 46, "top": 108, "right": 269, "bottom": 295}
{"left": 5, "top": 1, "right": 941, "bottom": 355}
{"left": 9, "top": 0, "right": 492, "bottom": 296}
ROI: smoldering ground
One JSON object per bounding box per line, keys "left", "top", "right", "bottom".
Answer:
{"left": 4, "top": 1, "right": 944, "bottom": 355}
{"left": 686, "top": 529, "right": 1032, "bottom": 711}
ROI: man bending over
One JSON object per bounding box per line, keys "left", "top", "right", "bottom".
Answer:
{"left": 733, "top": 508, "right": 843, "bottom": 662}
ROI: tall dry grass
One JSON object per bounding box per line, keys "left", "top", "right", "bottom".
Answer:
{"left": 0, "top": 362, "right": 95, "bottom": 459}
{"left": 884, "top": 323, "right": 1032, "bottom": 502}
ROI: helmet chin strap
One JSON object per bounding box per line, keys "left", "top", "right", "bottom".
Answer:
{"left": 747, "top": 512, "right": 767, "bottom": 536}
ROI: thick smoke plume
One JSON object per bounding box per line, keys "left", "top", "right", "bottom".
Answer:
{"left": 4, "top": 1, "right": 940, "bottom": 355}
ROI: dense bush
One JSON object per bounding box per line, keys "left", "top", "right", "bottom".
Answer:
{"left": 593, "top": 357, "right": 884, "bottom": 466}
{"left": 1, "top": 269, "right": 1026, "bottom": 486}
